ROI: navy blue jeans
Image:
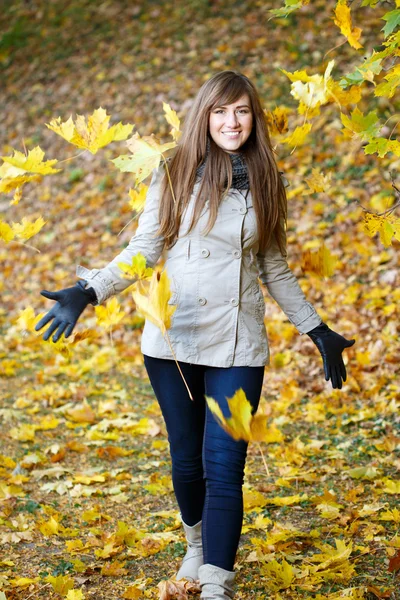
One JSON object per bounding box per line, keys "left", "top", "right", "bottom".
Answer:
{"left": 143, "top": 355, "right": 265, "bottom": 571}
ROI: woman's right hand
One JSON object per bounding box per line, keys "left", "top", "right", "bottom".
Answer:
{"left": 35, "top": 282, "right": 97, "bottom": 342}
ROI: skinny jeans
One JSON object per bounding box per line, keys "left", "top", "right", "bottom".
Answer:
{"left": 143, "top": 355, "right": 265, "bottom": 571}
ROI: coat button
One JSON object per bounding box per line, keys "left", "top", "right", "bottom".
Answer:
{"left": 233, "top": 250, "right": 242, "bottom": 258}
{"left": 201, "top": 248, "right": 210, "bottom": 258}
{"left": 230, "top": 298, "right": 239, "bottom": 307}
{"left": 239, "top": 207, "right": 247, "bottom": 214}
{"left": 198, "top": 297, "right": 207, "bottom": 306}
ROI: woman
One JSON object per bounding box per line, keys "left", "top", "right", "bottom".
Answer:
{"left": 36, "top": 71, "right": 355, "bottom": 599}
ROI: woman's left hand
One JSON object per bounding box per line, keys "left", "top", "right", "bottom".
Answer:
{"left": 306, "top": 323, "right": 355, "bottom": 389}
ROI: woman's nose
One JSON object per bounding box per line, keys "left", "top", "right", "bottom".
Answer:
{"left": 225, "top": 112, "right": 239, "bottom": 127}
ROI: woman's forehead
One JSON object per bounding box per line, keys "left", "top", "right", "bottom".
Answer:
{"left": 212, "top": 93, "right": 250, "bottom": 108}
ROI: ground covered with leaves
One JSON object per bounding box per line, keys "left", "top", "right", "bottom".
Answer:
{"left": 1, "top": 1, "right": 399, "bottom": 599}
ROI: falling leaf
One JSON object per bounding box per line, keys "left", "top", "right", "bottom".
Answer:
{"left": 95, "top": 296, "right": 125, "bottom": 329}
{"left": 112, "top": 132, "right": 176, "bottom": 185}
{"left": 132, "top": 270, "right": 176, "bottom": 335}
{"left": 301, "top": 243, "right": 337, "bottom": 277}
{"left": 128, "top": 184, "right": 148, "bottom": 212}
{"left": 0, "top": 219, "right": 15, "bottom": 242}
{"left": 118, "top": 252, "right": 153, "bottom": 281}
{"left": 11, "top": 216, "right": 46, "bottom": 240}
{"left": 205, "top": 388, "right": 276, "bottom": 443}
{"left": 46, "top": 108, "right": 134, "bottom": 154}
{"left": 163, "top": 102, "right": 181, "bottom": 141}
{"left": 333, "top": 0, "right": 363, "bottom": 49}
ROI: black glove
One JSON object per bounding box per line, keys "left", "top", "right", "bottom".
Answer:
{"left": 306, "top": 323, "right": 355, "bottom": 389}
{"left": 35, "top": 281, "right": 97, "bottom": 343}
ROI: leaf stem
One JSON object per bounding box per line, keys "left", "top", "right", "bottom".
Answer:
{"left": 256, "top": 441, "right": 270, "bottom": 477}
{"left": 118, "top": 215, "right": 136, "bottom": 237}
{"left": 161, "top": 154, "right": 177, "bottom": 205}
{"left": 164, "top": 330, "right": 193, "bottom": 401}
{"left": 57, "top": 150, "right": 88, "bottom": 164}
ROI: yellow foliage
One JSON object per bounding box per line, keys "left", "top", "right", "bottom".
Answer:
{"left": 301, "top": 243, "right": 337, "bottom": 278}
{"left": 163, "top": 101, "right": 181, "bottom": 141}
{"left": 128, "top": 184, "right": 148, "bottom": 212}
{"left": 0, "top": 146, "right": 60, "bottom": 176}
{"left": 46, "top": 107, "right": 134, "bottom": 154}
{"left": 118, "top": 252, "right": 153, "bottom": 281}
{"left": 0, "top": 219, "right": 15, "bottom": 242}
{"left": 95, "top": 296, "right": 125, "bottom": 329}
{"left": 46, "top": 574, "right": 75, "bottom": 595}
{"left": 112, "top": 132, "right": 176, "bottom": 185}
{"left": 362, "top": 212, "right": 400, "bottom": 247}
{"left": 132, "top": 269, "right": 176, "bottom": 335}
{"left": 333, "top": 0, "right": 363, "bottom": 49}
{"left": 206, "top": 388, "right": 282, "bottom": 444}
{"left": 66, "top": 590, "right": 85, "bottom": 600}
{"left": 261, "top": 558, "right": 295, "bottom": 591}
{"left": 11, "top": 216, "right": 46, "bottom": 240}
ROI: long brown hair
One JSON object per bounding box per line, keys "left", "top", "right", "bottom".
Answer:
{"left": 157, "top": 70, "right": 288, "bottom": 255}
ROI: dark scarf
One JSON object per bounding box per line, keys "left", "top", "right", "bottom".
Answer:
{"left": 195, "top": 138, "right": 250, "bottom": 190}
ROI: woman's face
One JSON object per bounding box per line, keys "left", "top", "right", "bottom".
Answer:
{"left": 208, "top": 94, "right": 253, "bottom": 154}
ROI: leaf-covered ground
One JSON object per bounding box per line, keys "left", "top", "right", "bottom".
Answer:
{"left": 0, "top": 1, "right": 399, "bottom": 599}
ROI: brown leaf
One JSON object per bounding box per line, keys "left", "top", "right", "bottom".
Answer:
{"left": 388, "top": 549, "right": 400, "bottom": 573}
{"left": 157, "top": 578, "right": 200, "bottom": 600}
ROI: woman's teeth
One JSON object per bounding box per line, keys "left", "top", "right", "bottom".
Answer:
{"left": 223, "top": 132, "right": 240, "bottom": 137}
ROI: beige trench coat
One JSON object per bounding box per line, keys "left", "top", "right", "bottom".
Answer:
{"left": 76, "top": 164, "right": 322, "bottom": 367}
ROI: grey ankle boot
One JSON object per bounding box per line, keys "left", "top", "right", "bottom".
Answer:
{"left": 175, "top": 516, "right": 204, "bottom": 581}
{"left": 198, "top": 563, "right": 236, "bottom": 599}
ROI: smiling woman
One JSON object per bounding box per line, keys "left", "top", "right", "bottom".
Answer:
{"left": 35, "top": 70, "right": 355, "bottom": 599}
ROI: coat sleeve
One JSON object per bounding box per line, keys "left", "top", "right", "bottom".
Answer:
{"left": 75, "top": 165, "right": 166, "bottom": 304}
{"left": 256, "top": 173, "right": 323, "bottom": 334}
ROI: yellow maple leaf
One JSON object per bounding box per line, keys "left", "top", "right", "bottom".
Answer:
{"left": 206, "top": 388, "right": 276, "bottom": 444}
{"left": 333, "top": 0, "right": 363, "bottom": 49}
{"left": 281, "top": 123, "right": 312, "bottom": 147}
{"left": 10, "top": 577, "right": 40, "bottom": 587}
{"left": 66, "top": 590, "right": 85, "bottom": 600}
{"left": 12, "top": 216, "right": 46, "bottom": 240}
{"left": 163, "top": 102, "right": 182, "bottom": 141}
{"left": 261, "top": 558, "right": 295, "bottom": 591}
{"left": 265, "top": 106, "right": 289, "bottom": 135}
{"left": 0, "top": 219, "right": 15, "bottom": 242}
{"left": 38, "top": 516, "right": 61, "bottom": 537}
{"left": 304, "top": 168, "right": 333, "bottom": 193}
{"left": 281, "top": 60, "right": 337, "bottom": 110}
{"left": 132, "top": 270, "right": 176, "bottom": 335}
{"left": 46, "top": 574, "right": 74, "bottom": 595}
{"left": 11, "top": 186, "right": 23, "bottom": 205}
{"left": 46, "top": 108, "right": 134, "bottom": 154}
{"left": 101, "top": 560, "right": 128, "bottom": 576}
{"left": 95, "top": 296, "right": 125, "bottom": 330}
{"left": 0, "top": 173, "right": 41, "bottom": 193}
{"left": 112, "top": 132, "right": 176, "bottom": 185}
{"left": 0, "top": 146, "right": 60, "bottom": 176}
{"left": 122, "top": 585, "right": 142, "bottom": 599}
{"left": 17, "top": 308, "right": 50, "bottom": 335}
{"left": 310, "top": 538, "right": 353, "bottom": 570}
{"left": 380, "top": 508, "right": 400, "bottom": 523}
{"left": 301, "top": 243, "right": 337, "bottom": 277}
{"left": 66, "top": 400, "right": 96, "bottom": 424}
{"left": 128, "top": 183, "right": 148, "bottom": 212}
{"left": 363, "top": 212, "right": 400, "bottom": 247}
{"left": 118, "top": 252, "right": 153, "bottom": 281}
{"left": 9, "top": 424, "right": 36, "bottom": 442}
{"left": 382, "top": 478, "right": 400, "bottom": 494}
